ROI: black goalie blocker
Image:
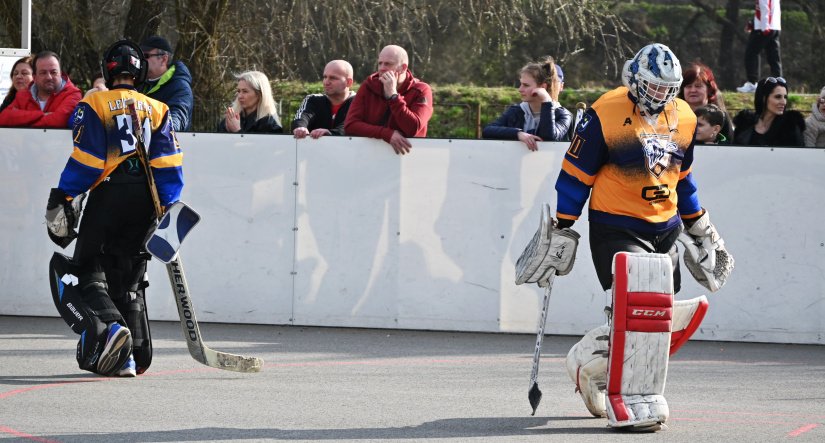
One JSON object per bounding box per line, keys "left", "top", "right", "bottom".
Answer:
{"left": 101, "top": 38, "right": 148, "bottom": 88}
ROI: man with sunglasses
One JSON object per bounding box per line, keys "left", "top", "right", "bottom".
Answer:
{"left": 139, "top": 36, "right": 193, "bottom": 132}
{"left": 736, "top": 0, "right": 782, "bottom": 93}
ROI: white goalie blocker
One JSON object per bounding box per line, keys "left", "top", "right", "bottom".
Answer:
{"left": 144, "top": 201, "right": 201, "bottom": 263}
{"left": 515, "top": 203, "right": 580, "bottom": 286}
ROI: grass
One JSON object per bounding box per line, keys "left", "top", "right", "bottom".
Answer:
{"left": 259, "top": 81, "right": 818, "bottom": 139}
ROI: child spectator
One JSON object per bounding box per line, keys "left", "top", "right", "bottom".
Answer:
{"left": 803, "top": 87, "right": 825, "bottom": 147}
{"left": 694, "top": 104, "right": 728, "bottom": 145}
{"left": 677, "top": 61, "right": 733, "bottom": 142}
{"left": 482, "top": 57, "right": 571, "bottom": 151}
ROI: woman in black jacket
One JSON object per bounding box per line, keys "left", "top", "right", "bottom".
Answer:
{"left": 482, "top": 57, "right": 571, "bottom": 151}
{"left": 733, "top": 77, "right": 805, "bottom": 146}
{"left": 218, "top": 71, "right": 283, "bottom": 133}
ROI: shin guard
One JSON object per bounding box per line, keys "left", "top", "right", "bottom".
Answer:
{"left": 606, "top": 252, "right": 673, "bottom": 430}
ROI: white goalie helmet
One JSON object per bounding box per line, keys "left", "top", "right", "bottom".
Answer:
{"left": 622, "top": 43, "right": 683, "bottom": 116}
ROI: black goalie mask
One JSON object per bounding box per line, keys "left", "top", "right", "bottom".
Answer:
{"left": 101, "top": 39, "right": 148, "bottom": 88}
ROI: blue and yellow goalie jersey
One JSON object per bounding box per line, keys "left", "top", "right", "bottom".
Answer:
{"left": 555, "top": 87, "right": 703, "bottom": 234}
{"left": 59, "top": 86, "right": 183, "bottom": 207}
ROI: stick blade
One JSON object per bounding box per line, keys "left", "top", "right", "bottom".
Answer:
{"left": 204, "top": 348, "right": 264, "bottom": 373}
{"left": 528, "top": 382, "right": 542, "bottom": 415}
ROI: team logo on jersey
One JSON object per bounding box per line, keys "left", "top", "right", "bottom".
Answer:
{"left": 641, "top": 134, "right": 677, "bottom": 178}
{"left": 577, "top": 114, "right": 592, "bottom": 132}
{"left": 73, "top": 107, "right": 84, "bottom": 124}
{"left": 124, "top": 157, "right": 142, "bottom": 176}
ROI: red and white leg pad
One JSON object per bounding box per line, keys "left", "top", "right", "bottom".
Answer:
{"left": 670, "top": 295, "right": 709, "bottom": 355}
{"left": 606, "top": 252, "right": 673, "bottom": 429}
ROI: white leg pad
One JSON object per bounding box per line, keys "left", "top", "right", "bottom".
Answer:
{"left": 566, "top": 324, "right": 609, "bottom": 417}
{"left": 670, "top": 295, "right": 709, "bottom": 355}
{"left": 606, "top": 252, "right": 673, "bottom": 429}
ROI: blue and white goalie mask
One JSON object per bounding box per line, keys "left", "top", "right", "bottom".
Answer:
{"left": 622, "top": 43, "right": 682, "bottom": 117}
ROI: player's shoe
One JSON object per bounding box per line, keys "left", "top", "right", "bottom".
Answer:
{"left": 118, "top": 355, "right": 137, "bottom": 377}
{"left": 96, "top": 324, "right": 132, "bottom": 376}
{"left": 736, "top": 81, "right": 757, "bottom": 93}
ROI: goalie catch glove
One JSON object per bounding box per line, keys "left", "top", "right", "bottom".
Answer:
{"left": 515, "top": 203, "right": 581, "bottom": 287}
{"left": 45, "top": 188, "right": 86, "bottom": 249}
{"left": 678, "top": 210, "right": 734, "bottom": 292}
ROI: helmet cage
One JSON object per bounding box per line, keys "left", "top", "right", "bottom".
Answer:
{"left": 101, "top": 39, "right": 148, "bottom": 88}
{"left": 622, "top": 43, "right": 682, "bottom": 116}
{"left": 634, "top": 71, "right": 682, "bottom": 115}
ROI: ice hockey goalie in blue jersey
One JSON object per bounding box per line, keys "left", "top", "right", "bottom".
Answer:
{"left": 551, "top": 43, "right": 734, "bottom": 431}
{"left": 45, "top": 39, "right": 183, "bottom": 377}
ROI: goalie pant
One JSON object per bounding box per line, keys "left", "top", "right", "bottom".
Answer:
{"left": 566, "top": 252, "right": 708, "bottom": 429}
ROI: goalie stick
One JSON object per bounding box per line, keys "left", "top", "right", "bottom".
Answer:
{"left": 573, "top": 102, "right": 586, "bottom": 131}
{"left": 528, "top": 270, "right": 556, "bottom": 415}
{"left": 125, "top": 98, "right": 263, "bottom": 373}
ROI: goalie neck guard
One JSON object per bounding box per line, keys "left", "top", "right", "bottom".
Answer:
{"left": 101, "top": 39, "right": 148, "bottom": 88}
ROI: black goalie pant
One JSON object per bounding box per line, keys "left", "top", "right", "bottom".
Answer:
{"left": 73, "top": 165, "right": 156, "bottom": 373}
{"left": 589, "top": 222, "right": 682, "bottom": 294}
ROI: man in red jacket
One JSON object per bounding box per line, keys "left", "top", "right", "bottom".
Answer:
{"left": 0, "top": 51, "right": 81, "bottom": 128}
{"left": 344, "top": 45, "right": 433, "bottom": 155}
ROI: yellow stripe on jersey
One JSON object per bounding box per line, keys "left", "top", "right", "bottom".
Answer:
{"left": 561, "top": 158, "right": 596, "bottom": 186}
{"left": 150, "top": 152, "right": 183, "bottom": 169}
{"left": 69, "top": 147, "right": 105, "bottom": 170}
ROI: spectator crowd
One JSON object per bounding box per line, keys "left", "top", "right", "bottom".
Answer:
{"left": 1, "top": 35, "right": 823, "bottom": 148}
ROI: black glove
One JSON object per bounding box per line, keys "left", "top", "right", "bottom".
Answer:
{"left": 47, "top": 187, "right": 67, "bottom": 210}
{"left": 45, "top": 188, "right": 82, "bottom": 249}
{"left": 556, "top": 217, "right": 575, "bottom": 230}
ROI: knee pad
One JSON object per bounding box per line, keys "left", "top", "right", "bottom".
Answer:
{"left": 101, "top": 252, "right": 150, "bottom": 303}
{"left": 606, "top": 252, "right": 673, "bottom": 430}
{"left": 49, "top": 252, "right": 121, "bottom": 330}
{"left": 566, "top": 324, "right": 609, "bottom": 417}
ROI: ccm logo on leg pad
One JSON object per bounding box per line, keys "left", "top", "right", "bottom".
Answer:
{"left": 629, "top": 308, "right": 671, "bottom": 318}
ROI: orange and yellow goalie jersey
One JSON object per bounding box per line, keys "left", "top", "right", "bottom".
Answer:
{"left": 58, "top": 86, "right": 183, "bottom": 207}
{"left": 555, "top": 87, "right": 703, "bottom": 234}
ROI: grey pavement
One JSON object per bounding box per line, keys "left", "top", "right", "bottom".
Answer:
{"left": 0, "top": 315, "right": 823, "bottom": 442}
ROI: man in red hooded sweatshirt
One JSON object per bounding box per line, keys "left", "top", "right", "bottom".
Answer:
{"left": 345, "top": 45, "right": 433, "bottom": 155}
{"left": 0, "top": 51, "right": 81, "bottom": 128}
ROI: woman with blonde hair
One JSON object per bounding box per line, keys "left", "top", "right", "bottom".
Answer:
{"left": 218, "top": 70, "right": 283, "bottom": 133}
{"left": 482, "top": 56, "right": 571, "bottom": 151}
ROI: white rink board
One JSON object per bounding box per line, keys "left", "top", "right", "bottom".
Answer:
{"left": 0, "top": 128, "right": 822, "bottom": 344}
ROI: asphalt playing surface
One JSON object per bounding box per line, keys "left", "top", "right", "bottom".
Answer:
{"left": 1, "top": 315, "right": 823, "bottom": 442}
